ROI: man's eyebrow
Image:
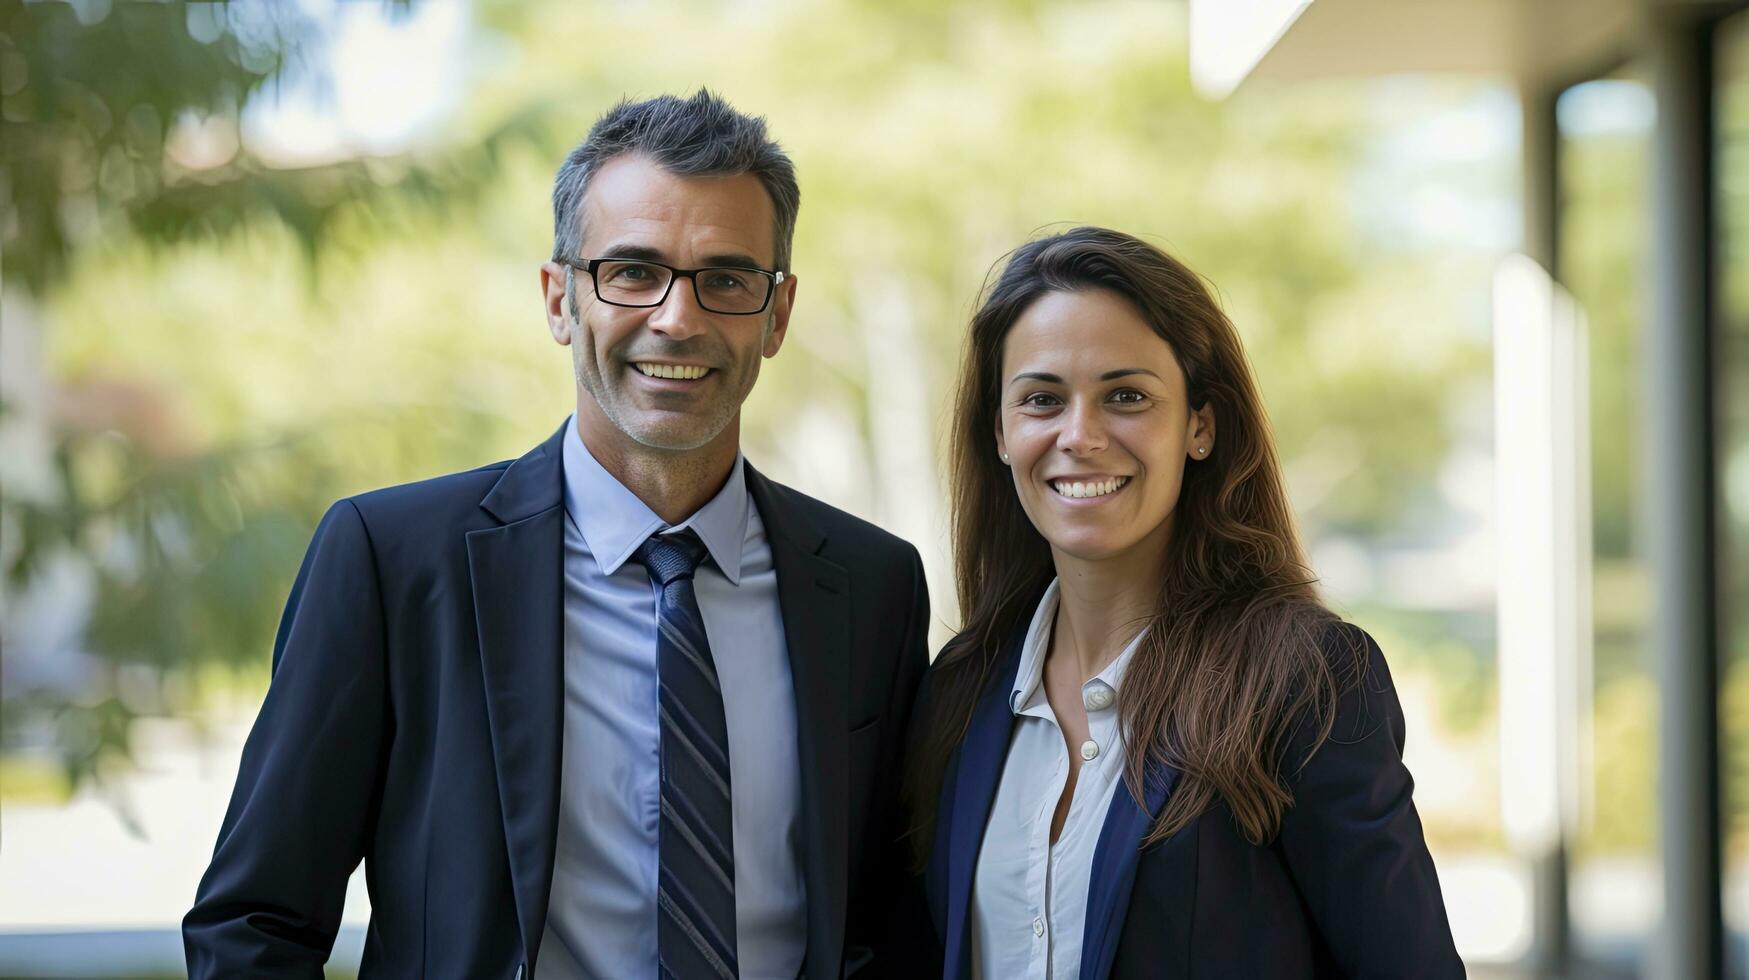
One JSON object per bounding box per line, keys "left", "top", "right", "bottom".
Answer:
{"left": 593, "top": 243, "right": 667, "bottom": 262}
{"left": 699, "top": 252, "right": 769, "bottom": 271}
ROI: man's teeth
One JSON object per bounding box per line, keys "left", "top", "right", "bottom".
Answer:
{"left": 634, "top": 363, "right": 710, "bottom": 380}
{"left": 1051, "top": 477, "right": 1129, "bottom": 499}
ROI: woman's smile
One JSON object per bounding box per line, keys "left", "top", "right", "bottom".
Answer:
{"left": 1045, "top": 474, "right": 1132, "bottom": 500}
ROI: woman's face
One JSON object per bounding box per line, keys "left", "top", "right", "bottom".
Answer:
{"left": 996, "top": 288, "right": 1214, "bottom": 566}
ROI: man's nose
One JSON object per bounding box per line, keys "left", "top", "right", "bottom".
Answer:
{"left": 644, "top": 275, "right": 710, "bottom": 341}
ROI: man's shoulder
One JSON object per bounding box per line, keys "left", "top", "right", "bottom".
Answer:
{"left": 754, "top": 474, "right": 920, "bottom": 568}
{"left": 342, "top": 458, "right": 516, "bottom": 535}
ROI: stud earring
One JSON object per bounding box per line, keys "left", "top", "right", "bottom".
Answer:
{"left": 1000, "top": 452, "right": 1010, "bottom": 463}
{"left": 1196, "top": 446, "right": 1207, "bottom": 455}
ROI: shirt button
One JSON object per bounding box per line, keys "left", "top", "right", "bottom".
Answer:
{"left": 1032, "top": 916, "right": 1045, "bottom": 937}
{"left": 1080, "top": 739, "right": 1100, "bottom": 761}
{"left": 1083, "top": 682, "right": 1115, "bottom": 711}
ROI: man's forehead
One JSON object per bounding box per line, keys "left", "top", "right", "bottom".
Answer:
{"left": 579, "top": 155, "right": 777, "bottom": 263}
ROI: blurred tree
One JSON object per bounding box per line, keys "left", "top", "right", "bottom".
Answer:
{"left": 0, "top": 0, "right": 545, "bottom": 798}
{"left": 2, "top": 0, "right": 546, "bottom": 289}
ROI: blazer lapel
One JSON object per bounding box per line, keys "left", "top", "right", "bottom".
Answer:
{"left": 1080, "top": 752, "right": 1179, "bottom": 980}
{"left": 467, "top": 424, "right": 567, "bottom": 971}
{"left": 745, "top": 466, "right": 851, "bottom": 980}
{"left": 937, "top": 635, "right": 1025, "bottom": 980}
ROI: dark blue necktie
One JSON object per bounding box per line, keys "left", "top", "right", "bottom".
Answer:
{"left": 636, "top": 531, "right": 739, "bottom": 980}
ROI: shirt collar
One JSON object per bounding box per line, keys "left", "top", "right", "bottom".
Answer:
{"left": 1009, "top": 578, "right": 1146, "bottom": 716}
{"left": 560, "top": 414, "right": 750, "bottom": 584}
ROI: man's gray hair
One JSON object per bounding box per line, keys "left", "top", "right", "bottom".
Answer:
{"left": 551, "top": 89, "right": 801, "bottom": 273}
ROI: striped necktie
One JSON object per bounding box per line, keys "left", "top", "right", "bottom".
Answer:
{"left": 636, "top": 531, "right": 739, "bottom": 979}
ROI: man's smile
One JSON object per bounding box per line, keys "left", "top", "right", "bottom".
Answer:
{"left": 631, "top": 361, "right": 713, "bottom": 381}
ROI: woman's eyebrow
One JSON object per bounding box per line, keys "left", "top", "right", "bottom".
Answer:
{"left": 1007, "top": 368, "right": 1165, "bottom": 387}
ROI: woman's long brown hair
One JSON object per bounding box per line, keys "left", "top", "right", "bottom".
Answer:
{"left": 906, "top": 226, "right": 1357, "bottom": 862}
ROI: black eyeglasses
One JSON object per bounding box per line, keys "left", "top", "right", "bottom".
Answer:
{"left": 562, "top": 257, "right": 786, "bottom": 316}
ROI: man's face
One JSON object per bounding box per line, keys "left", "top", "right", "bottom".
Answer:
{"left": 541, "top": 154, "right": 796, "bottom": 457}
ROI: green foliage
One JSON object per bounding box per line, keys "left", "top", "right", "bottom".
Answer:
{"left": 1, "top": 0, "right": 551, "bottom": 797}
{"left": 1, "top": 0, "right": 304, "bottom": 292}
{"left": 1, "top": 0, "right": 553, "bottom": 289}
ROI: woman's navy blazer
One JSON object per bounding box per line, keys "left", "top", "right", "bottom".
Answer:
{"left": 923, "top": 621, "right": 1466, "bottom": 980}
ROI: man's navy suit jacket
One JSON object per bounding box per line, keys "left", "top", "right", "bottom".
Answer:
{"left": 923, "top": 621, "right": 1466, "bottom": 980}
{"left": 183, "top": 424, "right": 932, "bottom": 979}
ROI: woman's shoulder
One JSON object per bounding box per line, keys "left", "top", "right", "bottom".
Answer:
{"left": 1315, "top": 619, "right": 1391, "bottom": 689}
{"left": 1292, "top": 617, "right": 1404, "bottom": 755}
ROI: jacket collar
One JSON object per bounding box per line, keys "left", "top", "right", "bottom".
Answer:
{"left": 931, "top": 619, "right": 1180, "bottom": 980}
{"left": 469, "top": 422, "right": 568, "bottom": 969}
{"left": 745, "top": 463, "right": 851, "bottom": 980}
{"left": 479, "top": 422, "right": 567, "bottom": 524}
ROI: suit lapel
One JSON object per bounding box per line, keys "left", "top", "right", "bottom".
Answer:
{"left": 937, "top": 635, "right": 1025, "bottom": 980}
{"left": 467, "top": 424, "right": 567, "bottom": 971}
{"left": 745, "top": 466, "right": 851, "bottom": 980}
{"left": 1080, "top": 752, "right": 1179, "bottom": 980}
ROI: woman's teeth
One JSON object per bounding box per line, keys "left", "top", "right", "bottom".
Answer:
{"left": 1050, "top": 477, "right": 1129, "bottom": 499}
{"left": 635, "top": 363, "right": 710, "bottom": 380}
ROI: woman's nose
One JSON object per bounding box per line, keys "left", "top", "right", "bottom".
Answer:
{"left": 1056, "top": 401, "right": 1108, "bottom": 455}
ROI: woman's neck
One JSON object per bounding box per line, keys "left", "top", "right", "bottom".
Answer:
{"left": 1048, "top": 537, "right": 1165, "bottom": 682}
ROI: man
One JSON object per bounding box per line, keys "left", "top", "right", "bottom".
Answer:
{"left": 184, "top": 90, "right": 931, "bottom": 979}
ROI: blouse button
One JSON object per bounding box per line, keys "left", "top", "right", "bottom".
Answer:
{"left": 1032, "top": 915, "right": 1045, "bottom": 937}
{"left": 1083, "top": 681, "right": 1115, "bottom": 711}
{"left": 1080, "top": 739, "right": 1100, "bottom": 761}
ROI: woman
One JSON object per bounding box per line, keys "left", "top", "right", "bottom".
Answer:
{"left": 905, "top": 227, "right": 1463, "bottom": 979}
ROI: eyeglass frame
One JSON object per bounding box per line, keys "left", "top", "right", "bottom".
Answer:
{"left": 559, "top": 257, "right": 788, "bottom": 316}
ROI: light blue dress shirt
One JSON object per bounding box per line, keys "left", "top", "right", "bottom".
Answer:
{"left": 971, "top": 579, "right": 1144, "bottom": 980}
{"left": 537, "top": 415, "right": 806, "bottom": 980}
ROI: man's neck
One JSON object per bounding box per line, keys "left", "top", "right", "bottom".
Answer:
{"left": 574, "top": 404, "right": 740, "bottom": 526}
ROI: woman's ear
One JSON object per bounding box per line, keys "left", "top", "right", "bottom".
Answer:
{"left": 995, "top": 422, "right": 1009, "bottom": 465}
{"left": 1188, "top": 401, "right": 1216, "bottom": 458}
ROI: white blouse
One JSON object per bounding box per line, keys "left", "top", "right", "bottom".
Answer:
{"left": 970, "top": 579, "right": 1146, "bottom": 980}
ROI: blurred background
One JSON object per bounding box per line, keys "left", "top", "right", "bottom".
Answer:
{"left": 1, "top": 0, "right": 1745, "bottom": 976}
